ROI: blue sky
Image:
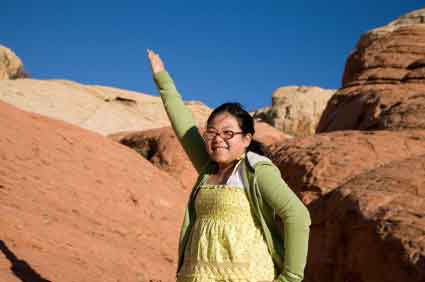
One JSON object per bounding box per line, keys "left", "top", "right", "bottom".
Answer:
{"left": 2, "top": 1, "right": 423, "bottom": 111}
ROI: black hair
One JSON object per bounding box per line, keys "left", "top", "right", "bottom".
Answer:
{"left": 207, "top": 102, "right": 265, "bottom": 155}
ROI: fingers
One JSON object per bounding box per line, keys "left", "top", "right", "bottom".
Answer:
{"left": 147, "top": 49, "right": 160, "bottom": 62}
{"left": 147, "top": 48, "right": 165, "bottom": 74}
{"left": 147, "top": 49, "right": 155, "bottom": 61}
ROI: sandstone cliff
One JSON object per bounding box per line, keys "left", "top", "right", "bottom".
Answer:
{"left": 267, "top": 9, "right": 425, "bottom": 282}
{"left": 317, "top": 8, "right": 425, "bottom": 132}
{"left": 0, "top": 101, "right": 186, "bottom": 282}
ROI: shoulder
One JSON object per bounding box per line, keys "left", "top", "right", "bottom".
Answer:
{"left": 246, "top": 151, "right": 273, "bottom": 167}
{"left": 245, "top": 151, "right": 282, "bottom": 179}
{"left": 246, "top": 151, "right": 279, "bottom": 173}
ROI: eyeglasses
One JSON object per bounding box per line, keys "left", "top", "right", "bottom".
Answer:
{"left": 203, "top": 129, "right": 244, "bottom": 141}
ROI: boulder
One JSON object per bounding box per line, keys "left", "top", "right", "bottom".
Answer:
{"left": 254, "top": 121, "right": 293, "bottom": 147}
{"left": 254, "top": 86, "right": 335, "bottom": 137}
{"left": 306, "top": 155, "right": 425, "bottom": 282}
{"left": 0, "top": 45, "right": 27, "bottom": 80}
{"left": 317, "top": 9, "right": 425, "bottom": 132}
{"left": 110, "top": 127, "right": 197, "bottom": 191}
{"left": 0, "top": 101, "right": 186, "bottom": 282}
{"left": 270, "top": 130, "right": 425, "bottom": 204}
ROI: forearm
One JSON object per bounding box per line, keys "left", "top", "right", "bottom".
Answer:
{"left": 256, "top": 164, "right": 311, "bottom": 282}
{"left": 277, "top": 205, "right": 310, "bottom": 282}
{"left": 153, "top": 70, "right": 210, "bottom": 173}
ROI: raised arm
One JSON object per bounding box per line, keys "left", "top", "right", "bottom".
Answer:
{"left": 256, "top": 163, "right": 311, "bottom": 282}
{"left": 147, "top": 49, "right": 210, "bottom": 173}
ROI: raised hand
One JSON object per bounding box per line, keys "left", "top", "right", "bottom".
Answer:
{"left": 147, "top": 49, "right": 165, "bottom": 74}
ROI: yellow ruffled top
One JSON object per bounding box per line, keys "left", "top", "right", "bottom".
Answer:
{"left": 177, "top": 185, "right": 276, "bottom": 282}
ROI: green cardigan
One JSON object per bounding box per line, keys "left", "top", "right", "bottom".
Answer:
{"left": 153, "top": 70, "right": 311, "bottom": 282}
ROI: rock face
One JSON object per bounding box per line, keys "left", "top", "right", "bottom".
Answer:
{"left": 307, "top": 155, "right": 425, "bottom": 282}
{"left": 254, "top": 86, "right": 335, "bottom": 137}
{"left": 0, "top": 45, "right": 27, "bottom": 80}
{"left": 3, "top": 9, "right": 425, "bottom": 282}
{"left": 317, "top": 9, "right": 425, "bottom": 133}
{"left": 110, "top": 122, "right": 292, "bottom": 190}
{"left": 0, "top": 78, "right": 211, "bottom": 135}
{"left": 0, "top": 101, "right": 186, "bottom": 282}
{"left": 270, "top": 130, "right": 425, "bottom": 204}
{"left": 109, "top": 127, "right": 198, "bottom": 190}
{"left": 253, "top": 121, "right": 293, "bottom": 148}
{"left": 274, "top": 9, "right": 425, "bottom": 282}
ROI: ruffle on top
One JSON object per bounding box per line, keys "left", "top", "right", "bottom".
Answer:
{"left": 177, "top": 185, "right": 276, "bottom": 282}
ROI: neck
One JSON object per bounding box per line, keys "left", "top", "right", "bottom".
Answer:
{"left": 216, "top": 161, "right": 237, "bottom": 176}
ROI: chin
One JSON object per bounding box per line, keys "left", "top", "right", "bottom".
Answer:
{"left": 210, "top": 154, "right": 235, "bottom": 166}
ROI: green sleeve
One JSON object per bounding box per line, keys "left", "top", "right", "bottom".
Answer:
{"left": 256, "top": 164, "right": 311, "bottom": 282}
{"left": 153, "top": 70, "right": 210, "bottom": 173}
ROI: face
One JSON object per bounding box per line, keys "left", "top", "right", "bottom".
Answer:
{"left": 204, "top": 112, "right": 252, "bottom": 167}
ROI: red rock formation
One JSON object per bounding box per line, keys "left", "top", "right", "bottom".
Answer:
{"left": 306, "top": 155, "right": 425, "bottom": 282}
{"left": 254, "top": 121, "right": 293, "bottom": 148}
{"left": 270, "top": 130, "right": 425, "bottom": 204}
{"left": 109, "top": 122, "right": 291, "bottom": 190}
{"left": 317, "top": 9, "right": 425, "bottom": 132}
{"left": 0, "top": 101, "right": 186, "bottom": 282}
{"left": 110, "top": 127, "right": 197, "bottom": 191}
{"left": 293, "top": 9, "right": 425, "bottom": 281}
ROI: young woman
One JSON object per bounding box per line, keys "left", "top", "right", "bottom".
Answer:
{"left": 147, "top": 50, "right": 311, "bottom": 282}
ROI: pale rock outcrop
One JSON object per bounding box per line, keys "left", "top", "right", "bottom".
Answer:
{"left": 0, "top": 45, "right": 27, "bottom": 80}
{"left": 254, "top": 86, "right": 335, "bottom": 137}
{"left": 0, "top": 78, "right": 211, "bottom": 135}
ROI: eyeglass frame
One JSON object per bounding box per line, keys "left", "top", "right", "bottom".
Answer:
{"left": 203, "top": 129, "right": 245, "bottom": 141}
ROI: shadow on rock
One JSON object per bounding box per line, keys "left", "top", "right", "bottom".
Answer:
{"left": 0, "top": 240, "right": 51, "bottom": 282}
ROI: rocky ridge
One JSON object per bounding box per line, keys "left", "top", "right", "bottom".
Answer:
{"left": 110, "top": 121, "right": 292, "bottom": 190}
{"left": 266, "top": 9, "right": 425, "bottom": 282}
{"left": 0, "top": 78, "right": 211, "bottom": 135}
{"left": 317, "top": 8, "right": 425, "bottom": 133}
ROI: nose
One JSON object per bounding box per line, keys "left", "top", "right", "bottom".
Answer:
{"left": 210, "top": 133, "right": 226, "bottom": 143}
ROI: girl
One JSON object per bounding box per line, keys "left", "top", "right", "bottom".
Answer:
{"left": 147, "top": 49, "right": 310, "bottom": 282}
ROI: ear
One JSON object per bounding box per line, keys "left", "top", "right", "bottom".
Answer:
{"left": 243, "top": 133, "right": 253, "bottom": 147}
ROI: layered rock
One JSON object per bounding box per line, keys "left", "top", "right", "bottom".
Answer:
{"left": 110, "top": 122, "right": 291, "bottom": 190}
{"left": 0, "top": 101, "right": 186, "bottom": 282}
{"left": 280, "top": 9, "right": 425, "bottom": 281}
{"left": 254, "top": 86, "right": 335, "bottom": 137}
{"left": 307, "top": 155, "right": 425, "bottom": 282}
{"left": 270, "top": 130, "right": 425, "bottom": 204}
{"left": 110, "top": 126, "right": 197, "bottom": 191}
{"left": 0, "top": 45, "right": 27, "bottom": 80}
{"left": 0, "top": 78, "right": 211, "bottom": 135}
{"left": 317, "top": 8, "right": 425, "bottom": 132}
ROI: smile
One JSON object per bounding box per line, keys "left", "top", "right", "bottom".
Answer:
{"left": 212, "top": 146, "right": 228, "bottom": 151}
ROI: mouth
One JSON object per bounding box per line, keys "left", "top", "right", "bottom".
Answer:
{"left": 212, "top": 146, "right": 228, "bottom": 152}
